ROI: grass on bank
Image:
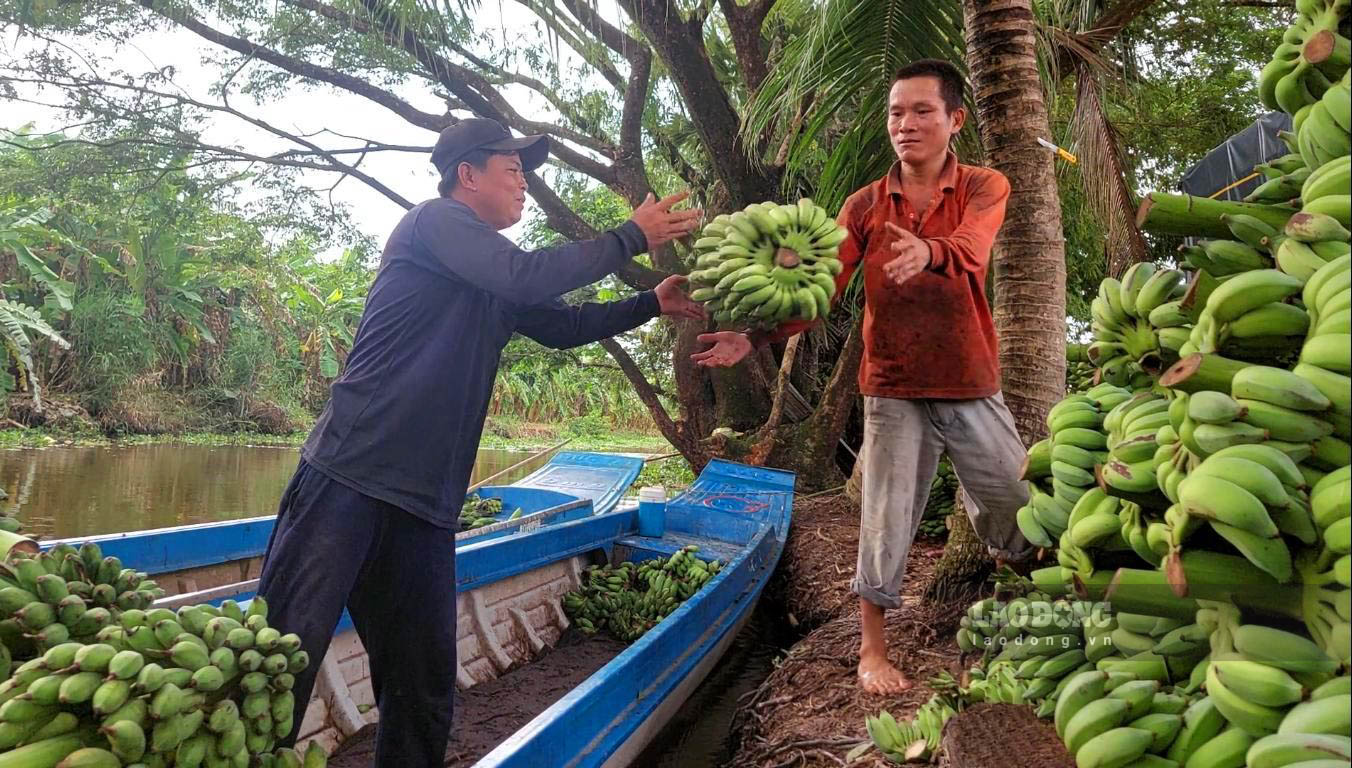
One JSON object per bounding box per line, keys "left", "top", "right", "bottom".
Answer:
{"left": 1, "top": 414, "right": 673, "bottom": 454}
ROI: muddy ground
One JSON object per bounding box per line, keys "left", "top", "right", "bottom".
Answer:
{"left": 328, "top": 630, "right": 627, "bottom": 767}
{"left": 731, "top": 492, "right": 1069, "bottom": 768}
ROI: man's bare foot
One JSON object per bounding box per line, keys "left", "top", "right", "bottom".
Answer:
{"left": 858, "top": 651, "right": 913, "bottom": 695}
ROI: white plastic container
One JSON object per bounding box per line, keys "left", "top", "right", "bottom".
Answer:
{"left": 637, "top": 485, "right": 667, "bottom": 537}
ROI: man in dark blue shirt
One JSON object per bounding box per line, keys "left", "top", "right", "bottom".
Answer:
{"left": 258, "top": 118, "right": 703, "bottom": 766}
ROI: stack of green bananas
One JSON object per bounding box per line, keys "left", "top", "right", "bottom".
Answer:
{"left": 1295, "top": 256, "right": 1352, "bottom": 454}
{"left": 918, "top": 460, "right": 957, "bottom": 538}
{"left": 1311, "top": 465, "right": 1352, "bottom": 585}
{"left": 561, "top": 547, "right": 722, "bottom": 643}
{"left": 686, "top": 199, "right": 845, "bottom": 329}
{"left": 0, "top": 594, "right": 322, "bottom": 767}
{"left": 458, "top": 494, "right": 508, "bottom": 531}
{"left": 1175, "top": 442, "right": 1318, "bottom": 583}
{"left": 1018, "top": 383, "right": 1134, "bottom": 548}
{"left": 1101, "top": 613, "right": 1211, "bottom": 689}
{"left": 1052, "top": 668, "right": 1199, "bottom": 768}
{"left": 1296, "top": 71, "right": 1352, "bottom": 191}
{"left": 1238, "top": 673, "right": 1351, "bottom": 767}
{"left": 0, "top": 543, "right": 165, "bottom": 665}
{"left": 1245, "top": 153, "right": 1313, "bottom": 206}
{"left": 965, "top": 660, "right": 1032, "bottom": 706}
{"left": 1067, "top": 344, "right": 1098, "bottom": 393}
{"left": 1053, "top": 489, "right": 1124, "bottom": 578}
{"left": 1198, "top": 600, "right": 1349, "bottom": 743}
{"left": 1257, "top": 0, "right": 1350, "bottom": 118}
{"left": 1185, "top": 268, "right": 1309, "bottom": 362}
{"left": 864, "top": 697, "right": 957, "bottom": 764}
{"left": 0, "top": 516, "right": 21, "bottom": 536}
{"left": 1090, "top": 263, "right": 1188, "bottom": 384}
{"left": 1297, "top": 464, "right": 1351, "bottom": 667}
{"left": 1100, "top": 391, "right": 1173, "bottom": 500}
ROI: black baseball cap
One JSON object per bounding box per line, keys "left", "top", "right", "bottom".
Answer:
{"left": 431, "top": 118, "right": 550, "bottom": 182}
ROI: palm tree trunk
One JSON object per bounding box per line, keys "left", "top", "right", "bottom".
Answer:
{"left": 924, "top": 0, "right": 1068, "bottom": 596}
{"left": 963, "top": 0, "right": 1066, "bottom": 448}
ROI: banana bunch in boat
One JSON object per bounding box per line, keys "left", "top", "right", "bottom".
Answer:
{"left": 458, "top": 494, "right": 504, "bottom": 531}
{"left": 686, "top": 200, "right": 846, "bottom": 330}
{"left": 1090, "top": 262, "right": 1187, "bottom": 385}
{"left": 0, "top": 543, "right": 165, "bottom": 665}
{"left": 561, "top": 547, "right": 723, "bottom": 643}
{"left": 0, "top": 593, "right": 325, "bottom": 767}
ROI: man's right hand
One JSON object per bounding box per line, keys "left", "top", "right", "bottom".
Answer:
{"left": 631, "top": 191, "right": 703, "bottom": 252}
{"left": 691, "top": 331, "right": 753, "bottom": 368}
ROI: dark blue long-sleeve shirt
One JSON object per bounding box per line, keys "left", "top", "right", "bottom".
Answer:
{"left": 301, "top": 197, "right": 658, "bottom": 528}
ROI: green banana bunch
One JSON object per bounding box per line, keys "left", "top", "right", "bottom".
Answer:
{"left": 1296, "top": 68, "right": 1352, "bottom": 172}
{"left": 864, "top": 696, "right": 957, "bottom": 763}
{"left": 0, "top": 544, "right": 163, "bottom": 662}
{"left": 917, "top": 459, "right": 958, "bottom": 538}
{"left": 1257, "top": 1, "right": 1350, "bottom": 116}
{"left": 688, "top": 199, "right": 845, "bottom": 329}
{"left": 562, "top": 548, "right": 723, "bottom": 643}
{"left": 0, "top": 588, "right": 322, "bottom": 767}
{"left": 458, "top": 493, "right": 506, "bottom": 531}
{"left": 1092, "top": 264, "right": 1188, "bottom": 383}
{"left": 1067, "top": 343, "right": 1099, "bottom": 393}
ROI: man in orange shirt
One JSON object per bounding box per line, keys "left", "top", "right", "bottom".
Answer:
{"left": 693, "top": 59, "right": 1032, "bottom": 694}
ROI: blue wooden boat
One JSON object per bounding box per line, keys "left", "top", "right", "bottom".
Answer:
{"left": 456, "top": 451, "right": 645, "bottom": 544}
{"left": 39, "top": 456, "right": 793, "bottom": 765}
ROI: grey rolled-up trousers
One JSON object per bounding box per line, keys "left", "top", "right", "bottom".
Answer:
{"left": 852, "top": 393, "right": 1033, "bottom": 609}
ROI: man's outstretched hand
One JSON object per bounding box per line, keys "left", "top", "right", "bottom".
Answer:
{"left": 631, "top": 191, "right": 703, "bottom": 252}
{"left": 654, "top": 275, "right": 706, "bottom": 321}
{"left": 691, "top": 331, "right": 753, "bottom": 368}
{"left": 882, "top": 221, "right": 929, "bottom": 287}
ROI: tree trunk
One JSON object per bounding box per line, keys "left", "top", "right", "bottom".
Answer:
{"left": 964, "top": 0, "right": 1067, "bottom": 447}
{"left": 846, "top": 456, "right": 864, "bottom": 505}
{"left": 925, "top": 0, "right": 1069, "bottom": 596}
{"left": 924, "top": 489, "right": 990, "bottom": 603}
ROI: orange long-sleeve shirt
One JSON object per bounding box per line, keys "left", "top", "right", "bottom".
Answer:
{"left": 759, "top": 153, "right": 1011, "bottom": 399}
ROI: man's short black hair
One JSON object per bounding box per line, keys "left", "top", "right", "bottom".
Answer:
{"left": 893, "top": 59, "right": 966, "bottom": 114}
{"left": 437, "top": 148, "right": 518, "bottom": 197}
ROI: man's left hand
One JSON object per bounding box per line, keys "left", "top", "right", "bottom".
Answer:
{"left": 655, "top": 275, "right": 706, "bottom": 321}
{"left": 882, "top": 222, "right": 930, "bottom": 287}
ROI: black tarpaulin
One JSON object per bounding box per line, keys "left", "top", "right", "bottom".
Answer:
{"left": 1178, "top": 111, "right": 1293, "bottom": 201}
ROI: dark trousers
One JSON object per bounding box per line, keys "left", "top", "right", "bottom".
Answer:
{"left": 259, "top": 460, "right": 457, "bottom": 767}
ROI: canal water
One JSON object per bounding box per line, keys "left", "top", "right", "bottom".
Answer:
{"left": 0, "top": 444, "right": 544, "bottom": 539}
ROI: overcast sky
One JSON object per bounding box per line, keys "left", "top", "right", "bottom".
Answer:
{"left": 3, "top": 1, "right": 629, "bottom": 254}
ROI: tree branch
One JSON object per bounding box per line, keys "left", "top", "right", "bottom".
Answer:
{"left": 717, "top": 0, "right": 772, "bottom": 95}
{"left": 748, "top": 333, "right": 800, "bottom": 464}
{"left": 521, "top": 0, "right": 627, "bottom": 89}
{"left": 6, "top": 69, "right": 416, "bottom": 208}
{"left": 619, "top": 0, "right": 778, "bottom": 206}
{"left": 1053, "top": 0, "right": 1160, "bottom": 76}
{"left": 619, "top": 52, "right": 652, "bottom": 163}
{"left": 558, "top": 0, "right": 645, "bottom": 61}
{"left": 359, "top": 0, "right": 616, "bottom": 180}
{"left": 135, "top": 0, "right": 451, "bottom": 132}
